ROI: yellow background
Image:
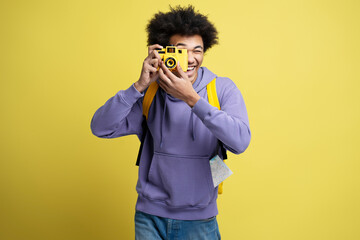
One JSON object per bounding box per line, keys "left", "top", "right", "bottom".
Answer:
{"left": 1, "top": 0, "right": 359, "bottom": 239}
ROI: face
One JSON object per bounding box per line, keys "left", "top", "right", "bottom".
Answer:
{"left": 169, "top": 34, "right": 204, "bottom": 84}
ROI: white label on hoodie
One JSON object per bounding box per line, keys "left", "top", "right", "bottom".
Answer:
{"left": 209, "top": 155, "right": 233, "bottom": 188}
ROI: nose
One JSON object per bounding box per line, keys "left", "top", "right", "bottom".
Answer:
{"left": 187, "top": 51, "right": 195, "bottom": 64}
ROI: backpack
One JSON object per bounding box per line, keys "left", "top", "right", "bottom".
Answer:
{"left": 136, "top": 78, "right": 228, "bottom": 194}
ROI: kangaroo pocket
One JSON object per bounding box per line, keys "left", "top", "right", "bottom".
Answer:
{"left": 143, "top": 151, "right": 214, "bottom": 208}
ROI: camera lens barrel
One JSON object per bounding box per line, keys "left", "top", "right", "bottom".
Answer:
{"left": 164, "top": 57, "right": 176, "bottom": 69}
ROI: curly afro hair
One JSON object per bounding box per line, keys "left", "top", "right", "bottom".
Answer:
{"left": 146, "top": 5, "right": 219, "bottom": 52}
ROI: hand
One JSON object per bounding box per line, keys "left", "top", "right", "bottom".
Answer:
{"left": 134, "top": 44, "right": 163, "bottom": 92}
{"left": 158, "top": 61, "right": 200, "bottom": 107}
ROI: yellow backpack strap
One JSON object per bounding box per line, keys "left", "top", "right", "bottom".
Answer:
{"left": 207, "top": 78, "right": 220, "bottom": 110}
{"left": 143, "top": 82, "right": 159, "bottom": 120}
{"left": 136, "top": 82, "right": 158, "bottom": 166}
{"left": 207, "top": 78, "right": 226, "bottom": 195}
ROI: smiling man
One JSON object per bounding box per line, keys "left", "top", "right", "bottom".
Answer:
{"left": 91, "top": 5, "right": 251, "bottom": 239}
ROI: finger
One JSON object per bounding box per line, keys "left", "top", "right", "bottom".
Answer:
{"left": 153, "top": 50, "right": 162, "bottom": 62}
{"left": 148, "top": 44, "right": 163, "bottom": 54}
{"left": 148, "top": 44, "right": 163, "bottom": 55}
{"left": 160, "top": 61, "right": 177, "bottom": 82}
{"left": 145, "top": 49, "right": 162, "bottom": 64}
{"left": 176, "top": 62, "right": 188, "bottom": 79}
{"left": 147, "top": 66, "right": 158, "bottom": 73}
{"left": 143, "top": 64, "right": 157, "bottom": 75}
{"left": 143, "top": 54, "right": 160, "bottom": 70}
{"left": 158, "top": 67, "right": 172, "bottom": 86}
{"left": 145, "top": 50, "right": 156, "bottom": 62}
{"left": 158, "top": 79, "right": 168, "bottom": 92}
{"left": 144, "top": 45, "right": 163, "bottom": 63}
{"left": 149, "top": 58, "right": 159, "bottom": 69}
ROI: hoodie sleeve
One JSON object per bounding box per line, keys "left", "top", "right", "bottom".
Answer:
{"left": 90, "top": 83, "right": 145, "bottom": 140}
{"left": 191, "top": 78, "right": 251, "bottom": 154}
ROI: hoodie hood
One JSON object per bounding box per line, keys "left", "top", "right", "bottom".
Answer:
{"left": 193, "top": 67, "right": 217, "bottom": 93}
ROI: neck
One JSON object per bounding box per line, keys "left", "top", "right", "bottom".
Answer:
{"left": 191, "top": 73, "right": 198, "bottom": 85}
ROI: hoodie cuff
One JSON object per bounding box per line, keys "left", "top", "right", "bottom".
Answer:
{"left": 119, "top": 83, "right": 144, "bottom": 107}
{"left": 191, "top": 97, "right": 215, "bottom": 121}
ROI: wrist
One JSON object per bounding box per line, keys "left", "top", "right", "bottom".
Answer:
{"left": 134, "top": 80, "right": 147, "bottom": 93}
{"left": 185, "top": 91, "right": 200, "bottom": 108}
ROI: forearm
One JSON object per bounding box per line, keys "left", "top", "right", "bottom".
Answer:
{"left": 90, "top": 84, "right": 144, "bottom": 138}
{"left": 192, "top": 97, "right": 251, "bottom": 154}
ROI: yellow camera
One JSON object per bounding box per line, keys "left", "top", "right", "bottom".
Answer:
{"left": 157, "top": 46, "right": 188, "bottom": 71}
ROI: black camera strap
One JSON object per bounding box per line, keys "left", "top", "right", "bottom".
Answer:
{"left": 216, "top": 140, "right": 228, "bottom": 160}
{"left": 136, "top": 116, "right": 148, "bottom": 166}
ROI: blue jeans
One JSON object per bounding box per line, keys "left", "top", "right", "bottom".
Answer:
{"left": 135, "top": 211, "right": 221, "bottom": 240}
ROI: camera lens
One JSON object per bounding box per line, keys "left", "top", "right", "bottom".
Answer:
{"left": 164, "top": 57, "right": 176, "bottom": 69}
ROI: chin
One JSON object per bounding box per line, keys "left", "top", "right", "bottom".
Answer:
{"left": 186, "top": 68, "right": 198, "bottom": 83}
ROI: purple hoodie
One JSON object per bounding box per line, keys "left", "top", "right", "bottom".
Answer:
{"left": 90, "top": 67, "right": 251, "bottom": 220}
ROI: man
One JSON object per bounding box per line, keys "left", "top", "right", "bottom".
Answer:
{"left": 91, "top": 5, "right": 251, "bottom": 239}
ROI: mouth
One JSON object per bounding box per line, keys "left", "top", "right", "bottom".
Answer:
{"left": 187, "top": 66, "right": 196, "bottom": 72}
{"left": 186, "top": 65, "right": 198, "bottom": 81}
